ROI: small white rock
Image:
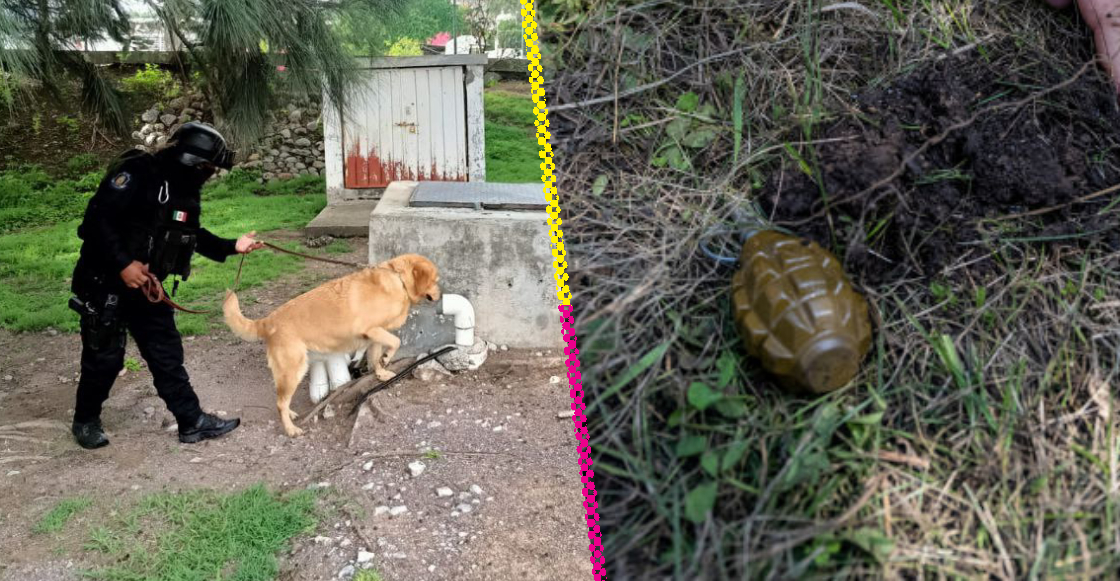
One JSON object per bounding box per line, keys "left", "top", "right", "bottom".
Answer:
{"left": 550, "top": 376, "right": 561, "bottom": 384}
{"left": 492, "top": 425, "right": 505, "bottom": 432}
{"left": 362, "top": 483, "right": 375, "bottom": 491}
{"left": 459, "top": 492, "right": 472, "bottom": 500}
{"left": 436, "top": 487, "right": 454, "bottom": 498}
{"left": 337, "top": 564, "right": 355, "bottom": 579}
{"left": 189, "top": 457, "right": 203, "bottom": 463}
{"left": 470, "top": 484, "right": 484, "bottom": 495}
{"left": 323, "top": 405, "right": 336, "bottom": 419}
{"left": 456, "top": 503, "right": 473, "bottom": 514}
{"left": 427, "top": 421, "right": 442, "bottom": 429}
{"left": 557, "top": 410, "right": 575, "bottom": 419}
{"left": 362, "top": 460, "right": 374, "bottom": 471}
{"left": 374, "top": 506, "right": 391, "bottom": 517}
{"left": 340, "top": 538, "right": 352, "bottom": 548}
{"left": 6, "top": 470, "right": 19, "bottom": 477}
{"left": 314, "top": 535, "right": 334, "bottom": 545}
{"left": 389, "top": 506, "right": 408, "bottom": 516}
{"left": 408, "top": 461, "right": 426, "bottom": 478}
{"left": 429, "top": 565, "right": 437, "bottom": 573}
{"left": 357, "top": 551, "right": 375, "bottom": 563}
{"left": 390, "top": 552, "right": 407, "bottom": 559}
{"left": 143, "top": 406, "right": 156, "bottom": 415}
{"left": 1, "top": 375, "right": 11, "bottom": 381}
{"left": 500, "top": 345, "right": 508, "bottom": 351}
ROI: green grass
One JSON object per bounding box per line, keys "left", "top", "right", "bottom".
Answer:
{"left": 0, "top": 169, "right": 327, "bottom": 334}
{"left": 354, "top": 570, "right": 383, "bottom": 581}
{"left": 484, "top": 89, "right": 541, "bottom": 183}
{"left": 33, "top": 497, "right": 94, "bottom": 535}
{"left": 84, "top": 484, "right": 317, "bottom": 581}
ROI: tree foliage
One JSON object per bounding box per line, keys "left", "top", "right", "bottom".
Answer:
{"left": 337, "top": 0, "right": 463, "bottom": 57}
{"left": 1, "top": 0, "right": 130, "bottom": 128}
{"left": 0, "top": 0, "right": 405, "bottom": 145}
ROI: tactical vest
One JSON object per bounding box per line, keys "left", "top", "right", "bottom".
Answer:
{"left": 143, "top": 180, "right": 200, "bottom": 281}
{"left": 108, "top": 150, "right": 201, "bottom": 281}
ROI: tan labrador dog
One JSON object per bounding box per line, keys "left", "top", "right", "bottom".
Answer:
{"left": 223, "top": 254, "right": 441, "bottom": 437}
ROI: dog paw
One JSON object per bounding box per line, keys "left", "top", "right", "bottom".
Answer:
{"left": 285, "top": 425, "right": 305, "bottom": 437}
{"left": 375, "top": 369, "right": 396, "bottom": 382}
{"left": 288, "top": 409, "right": 299, "bottom": 420}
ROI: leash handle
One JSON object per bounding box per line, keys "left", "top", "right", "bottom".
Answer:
{"left": 140, "top": 276, "right": 213, "bottom": 314}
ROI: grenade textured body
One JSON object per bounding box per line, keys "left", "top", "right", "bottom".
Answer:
{"left": 731, "top": 230, "right": 872, "bottom": 394}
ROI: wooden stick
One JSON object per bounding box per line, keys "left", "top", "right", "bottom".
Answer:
{"left": 297, "top": 373, "right": 380, "bottom": 427}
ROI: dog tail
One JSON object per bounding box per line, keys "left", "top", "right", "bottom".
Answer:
{"left": 223, "top": 290, "right": 263, "bottom": 342}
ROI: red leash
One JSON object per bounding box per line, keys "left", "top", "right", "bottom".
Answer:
{"left": 141, "top": 240, "right": 365, "bottom": 314}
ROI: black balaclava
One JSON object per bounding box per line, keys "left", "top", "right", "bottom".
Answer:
{"left": 155, "top": 145, "right": 215, "bottom": 194}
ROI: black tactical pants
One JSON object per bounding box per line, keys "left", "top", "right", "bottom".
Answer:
{"left": 74, "top": 289, "right": 203, "bottom": 426}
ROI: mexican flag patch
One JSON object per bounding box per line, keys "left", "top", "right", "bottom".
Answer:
{"left": 172, "top": 211, "right": 188, "bottom": 222}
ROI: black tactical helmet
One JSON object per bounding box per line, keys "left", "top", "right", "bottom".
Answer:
{"left": 167, "top": 122, "right": 235, "bottom": 169}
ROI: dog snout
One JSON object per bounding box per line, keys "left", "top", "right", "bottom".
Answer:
{"left": 427, "top": 286, "right": 442, "bottom": 302}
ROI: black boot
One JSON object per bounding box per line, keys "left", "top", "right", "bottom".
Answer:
{"left": 178, "top": 412, "right": 240, "bottom": 444}
{"left": 72, "top": 419, "right": 109, "bottom": 449}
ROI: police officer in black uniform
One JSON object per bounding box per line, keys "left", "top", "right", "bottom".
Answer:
{"left": 70, "top": 121, "right": 264, "bottom": 450}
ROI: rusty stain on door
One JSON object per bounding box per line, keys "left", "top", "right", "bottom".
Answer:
{"left": 343, "top": 67, "right": 470, "bottom": 188}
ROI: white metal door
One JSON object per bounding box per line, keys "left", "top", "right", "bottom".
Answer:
{"left": 342, "top": 66, "right": 469, "bottom": 188}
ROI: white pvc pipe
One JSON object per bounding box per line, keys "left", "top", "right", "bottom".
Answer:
{"left": 307, "top": 351, "right": 356, "bottom": 404}
{"left": 326, "top": 354, "right": 352, "bottom": 389}
{"left": 308, "top": 357, "right": 330, "bottom": 404}
{"left": 440, "top": 294, "right": 475, "bottom": 347}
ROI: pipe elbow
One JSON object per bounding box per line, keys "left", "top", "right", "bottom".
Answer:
{"left": 439, "top": 294, "right": 475, "bottom": 347}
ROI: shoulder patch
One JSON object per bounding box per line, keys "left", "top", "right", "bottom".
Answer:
{"left": 110, "top": 172, "right": 131, "bottom": 191}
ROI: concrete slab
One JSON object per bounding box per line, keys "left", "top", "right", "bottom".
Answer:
{"left": 305, "top": 201, "right": 379, "bottom": 237}
{"left": 409, "top": 181, "right": 548, "bottom": 211}
{"left": 370, "top": 182, "right": 563, "bottom": 354}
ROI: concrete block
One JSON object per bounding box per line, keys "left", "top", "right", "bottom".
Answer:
{"left": 305, "top": 201, "right": 379, "bottom": 237}
{"left": 369, "top": 182, "right": 562, "bottom": 352}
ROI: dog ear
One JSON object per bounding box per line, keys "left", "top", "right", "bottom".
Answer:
{"left": 411, "top": 260, "right": 434, "bottom": 298}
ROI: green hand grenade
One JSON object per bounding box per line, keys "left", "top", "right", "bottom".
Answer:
{"left": 731, "top": 230, "right": 872, "bottom": 394}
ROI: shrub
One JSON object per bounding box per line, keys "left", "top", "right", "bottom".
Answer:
{"left": 387, "top": 37, "right": 423, "bottom": 56}
{"left": 121, "top": 64, "right": 181, "bottom": 102}
{"left": 66, "top": 154, "right": 101, "bottom": 176}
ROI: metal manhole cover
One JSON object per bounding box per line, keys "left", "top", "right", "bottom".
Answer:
{"left": 409, "top": 182, "right": 547, "bottom": 211}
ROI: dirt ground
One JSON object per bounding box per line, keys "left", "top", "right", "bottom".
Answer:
{"left": 765, "top": 47, "right": 1120, "bottom": 284}
{"left": 0, "top": 237, "right": 588, "bottom": 581}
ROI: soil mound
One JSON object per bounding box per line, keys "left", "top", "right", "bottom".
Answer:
{"left": 764, "top": 51, "right": 1120, "bottom": 283}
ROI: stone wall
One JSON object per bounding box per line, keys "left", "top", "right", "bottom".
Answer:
{"left": 130, "top": 92, "right": 327, "bottom": 184}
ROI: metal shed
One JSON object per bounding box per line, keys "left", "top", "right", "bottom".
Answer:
{"left": 323, "top": 55, "right": 487, "bottom": 203}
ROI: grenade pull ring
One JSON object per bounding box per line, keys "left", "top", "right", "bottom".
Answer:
{"left": 703, "top": 202, "right": 873, "bottom": 394}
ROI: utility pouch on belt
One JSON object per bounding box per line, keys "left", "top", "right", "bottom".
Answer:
{"left": 69, "top": 292, "right": 125, "bottom": 351}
